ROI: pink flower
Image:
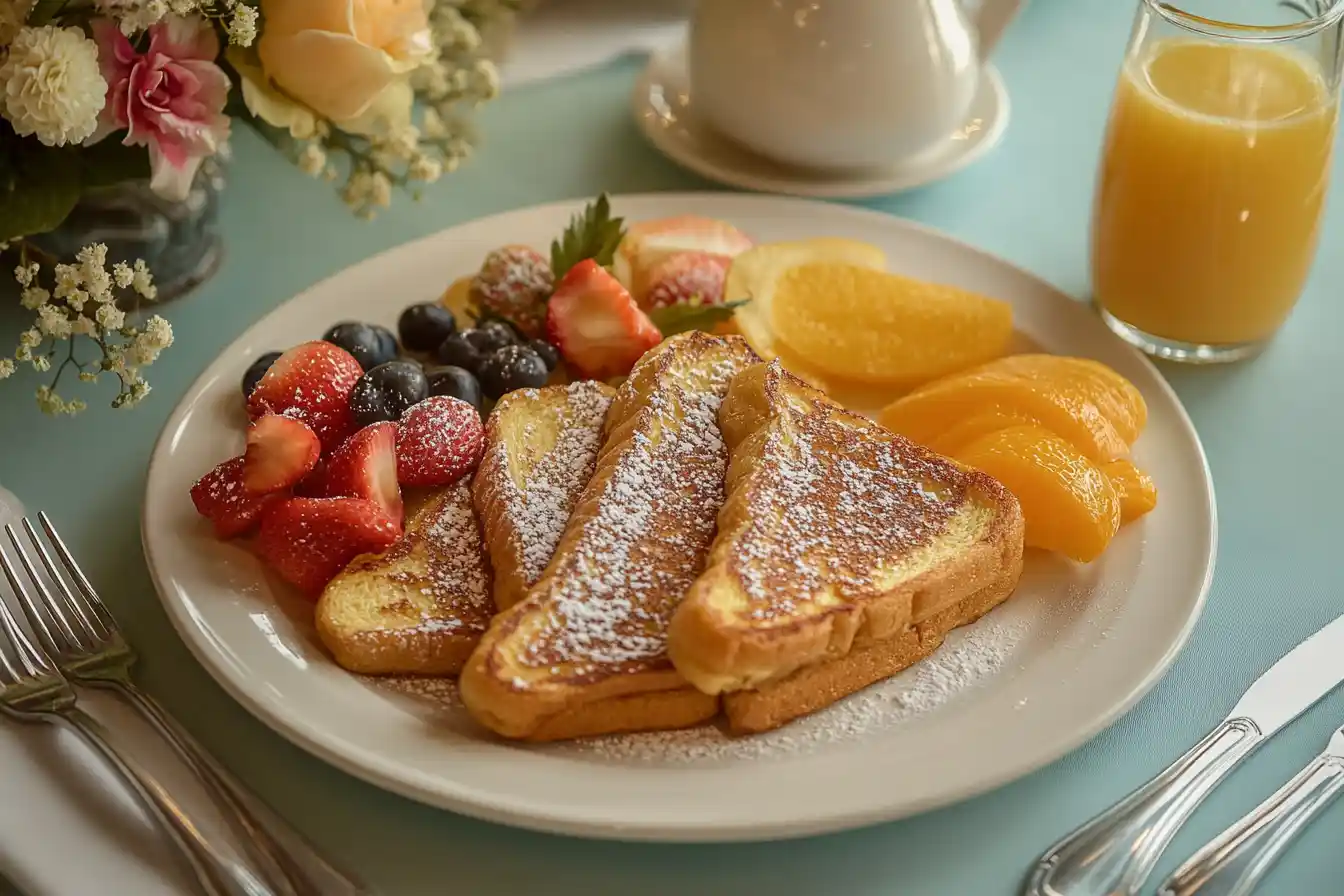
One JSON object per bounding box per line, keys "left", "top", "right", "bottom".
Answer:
{"left": 91, "top": 16, "right": 230, "bottom": 201}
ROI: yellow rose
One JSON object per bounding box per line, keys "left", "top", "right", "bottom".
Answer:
{"left": 253, "top": 0, "right": 431, "bottom": 134}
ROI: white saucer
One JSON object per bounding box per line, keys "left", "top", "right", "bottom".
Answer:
{"left": 632, "top": 42, "right": 1011, "bottom": 199}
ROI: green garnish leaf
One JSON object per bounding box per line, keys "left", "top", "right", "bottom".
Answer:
{"left": 649, "top": 298, "right": 750, "bottom": 337}
{"left": 550, "top": 193, "right": 626, "bottom": 281}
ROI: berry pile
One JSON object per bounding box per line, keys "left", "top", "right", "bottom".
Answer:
{"left": 196, "top": 339, "right": 485, "bottom": 595}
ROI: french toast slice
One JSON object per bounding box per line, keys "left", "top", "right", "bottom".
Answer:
{"left": 667, "top": 361, "right": 1025, "bottom": 733}
{"left": 472, "top": 381, "right": 616, "bottom": 611}
{"left": 315, "top": 480, "right": 493, "bottom": 675}
{"left": 459, "top": 332, "right": 760, "bottom": 741}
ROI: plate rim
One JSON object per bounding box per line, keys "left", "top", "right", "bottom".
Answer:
{"left": 142, "top": 191, "right": 1217, "bottom": 842}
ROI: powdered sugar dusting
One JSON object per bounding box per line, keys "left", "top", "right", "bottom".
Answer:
{"left": 561, "top": 617, "right": 1026, "bottom": 763}
{"left": 497, "top": 381, "right": 613, "bottom": 586}
{"left": 522, "top": 343, "right": 756, "bottom": 672}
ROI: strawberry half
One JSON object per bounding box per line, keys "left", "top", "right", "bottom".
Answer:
{"left": 642, "top": 251, "right": 731, "bottom": 310}
{"left": 546, "top": 259, "right": 663, "bottom": 380}
{"left": 323, "top": 422, "right": 403, "bottom": 524}
{"left": 190, "top": 457, "right": 289, "bottom": 539}
{"left": 243, "top": 414, "right": 321, "bottom": 494}
{"left": 254, "top": 497, "right": 401, "bottom": 596}
{"left": 246, "top": 341, "right": 363, "bottom": 453}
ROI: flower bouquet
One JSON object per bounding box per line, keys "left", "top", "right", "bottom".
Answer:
{"left": 1, "top": 0, "right": 517, "bottom": 414}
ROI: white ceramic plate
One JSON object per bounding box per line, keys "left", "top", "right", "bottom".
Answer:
{"left": 633, "top": 43, "right": 1010, "bottom": 199}
{"left": 143, "top": 194, "right": 1216, "bottom": 843}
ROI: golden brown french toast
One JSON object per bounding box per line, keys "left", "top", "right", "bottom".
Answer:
{"left": 668, "top": 361, "right": 1025, "bottom": 733}
{"left": 459, "top": 332, "right": 760, "bottom": 741}
{"left": 315, "top": 481, "right": 493, "bottom": 675}
{"left": 472, "top": 381, "right": 616, "bottom": 612}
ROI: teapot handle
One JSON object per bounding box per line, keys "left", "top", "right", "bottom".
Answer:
{"left": 969, "top": 0, "right": 1023, "bottom": 60}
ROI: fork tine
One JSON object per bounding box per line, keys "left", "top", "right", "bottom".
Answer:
{"left": 36, "top": 512, "right": 116, "bottom": 639}
{"left": 4, "top": 524, "right": 81, "bottom": 656}
{"left": 0, "top": 546, "right": 56, "bottom": 678}
{"left": 17, "top": 519, "right": 98, "bottom": 648}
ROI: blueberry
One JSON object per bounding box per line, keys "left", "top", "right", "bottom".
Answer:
{"left": 527, "top": 338, "right": 561, "bottom": 372}
{"left": 397, "top": 303, "right": 457, "bottom": 353}
{"left": 373, "top": 324, "right": 399, "bottom": 360}
{"left": 480, "top": 319, "right": 521, "bottom": 346}
{"left": 461, "top": 326, "right": 512, "bottom": 356}
{"left": 242, "top": 351, "right": 283, "bottom": 399}
{"left": 477, "top": 345, "right": 549, "bottom": 401}
{"left": 323, "top": 321, "right": 397, "bottom": 371}
{"left": 426, "top": 366, "right": 484, "bottom": 413}
{"left": 349, "top": 361, "right": 430, "bottom": 428}
{"left": 435, "top": 331, "right": 485, "bottom": 373}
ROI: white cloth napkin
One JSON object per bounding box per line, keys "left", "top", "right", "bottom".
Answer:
{"left": 0, "top": 7, "right": 691, "bottom": 894}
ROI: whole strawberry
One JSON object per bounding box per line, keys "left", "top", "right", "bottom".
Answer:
{"left": 247, "top": 342, "right": 363, "bottom": 453}
{"left": 469, "top": 245, "right": 553, "bottom": 339}
{"left": 396, "top": 396, "right": 485, "bottom": 488}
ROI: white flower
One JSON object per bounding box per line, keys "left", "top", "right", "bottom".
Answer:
{"left": 408, "top": 155, "right": 442, "bottom": 184}
{"left": 0, "top": 26, "right": 107, "bottom": 147}
{"left": 14, "top": 262, "right": 38, "bottom": 288}
{"left": 227, "top": 4, "right": 257, "bottom": 46}
{"left": 18, "top": 328, "right": 41, "bottom": 349}
{"left": 132, "top": 259, "right": 156, "bottom": 300}
{"left": 113, "top": 262, "right": 135, "bottom": 289}
{"left": 142, "top": 315, "right": 173, "bottom": 349}
{"left": 37, "top": 304, "right": 72, "bottom": 338}
{"left": 0, "top": 359, "right": 14, "bottom": 380}
{"left": 421, "top": 107, "right": 447, "bottom": 139}
{"left": 77, "top": 244, "right": 112, "bottom": 301}
{"left": 95, "top": 303, "right": 125, "bottom": 330}
{"left": 20, "top": 286, "right": 49, "bottom": 310}
{"left": 98, "top": 0, "right": 169, "bottom": 34}
{"left": 31, "top": 355, "right": 50, "bottom": 372}
{"left": 298, "top": 144, "right": 327, "bottom": 177}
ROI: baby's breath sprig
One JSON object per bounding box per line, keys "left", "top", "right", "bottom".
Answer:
{"left": 97, "top": 0, "right": 259, "bottom": 45}
{"left": 5, "top": 241, "right": 171, "bottom": 415}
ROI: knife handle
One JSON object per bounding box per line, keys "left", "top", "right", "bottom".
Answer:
{"left": 1024, "top": 718, "right": 1263, "bottom": 896}
{"left": 1158, "top": 753, "right": 1344, "bottom": 896}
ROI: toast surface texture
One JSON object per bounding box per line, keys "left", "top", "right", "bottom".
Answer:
{"left": 316, "top": 481, "right": 494, "bottom": 675}
{"left": 459, "top": 332, "right": 760, "bottom": 741}
{"left": 668, "top": 361, "right": 1025, "bottom": 730}
{"left": 472, "top": 381, "right": 616, "bottom": 611}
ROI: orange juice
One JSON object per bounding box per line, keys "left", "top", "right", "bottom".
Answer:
{"left": 1092, "top": 38, "right": 1337, "bottom": 346}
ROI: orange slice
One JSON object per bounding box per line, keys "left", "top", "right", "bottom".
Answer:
{"left": 955, "top": 425, "right": 1121, "bottom": 563}
{"left": 880, "top": 371, "right": 1130, "bottom": 463}
{"left": 770, "top": 262, "right": 1013, "bottom": 387}
{"left": 1102, "top": 459, "right": 1158, "bottom": 523}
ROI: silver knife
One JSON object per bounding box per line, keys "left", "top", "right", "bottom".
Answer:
{"left": 1158, "top": 724, "right": 1344, "bottom": 896}
{"left": 1024, "top": 612, "right": 1344, "bottom": 896}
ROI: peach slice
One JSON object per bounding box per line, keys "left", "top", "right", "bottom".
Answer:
{"left": 955, "top": 425, "right": 1121, "bottom": 563}
{"left": 613, "top": 216, "right": 753, "bottom": 306}
{"left": 1102, "top": 459, "right": 1158, "bottom": 523}
{"left": 770, "top": 263, "right": 1013, "bottom": 388}
{"left": 880, "top": 370, "right": 1130, "bottom": 463}
{"left": 968, "top": 354, "right": 1148, "bottom": 445}
{"left": 924, "top": 407, "right": 1037, "bottom": 456}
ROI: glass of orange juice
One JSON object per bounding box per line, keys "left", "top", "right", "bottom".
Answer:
{"left": 1091, "top": 0, "right": 1344, "bottom": 362}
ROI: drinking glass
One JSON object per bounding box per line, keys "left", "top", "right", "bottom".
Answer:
{"left": 1091, "top": 0, "right": 1344, "bottom": 362}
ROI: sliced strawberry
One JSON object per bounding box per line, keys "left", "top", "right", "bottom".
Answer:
{"left": 324, "top": 422, "right": 403, "bottom": 524}
{"left": 546, "top": 259, "right": 663, "bottom": 380}
{"left": 642, "top": 251, "right": 731, "bottom": 310}
{"left": 396, "top": 396, "right": 484, "bottom": 488}
{"left": 246, "top": 341, "right": 363, "bottom": 453}
{"left": 243, "top": 414, "right": 321, "bottom": 494}
{"left": 613, "top": 216, "right": 752, "bottom": 304}
{"left": 254, "top": 497, "right": 401, "bottom": 596}
{"left": 190, "top": 457, "right": 288, "bottom": 539}
{"left": 294, "top": 458, "right": 331, "bottom": 497}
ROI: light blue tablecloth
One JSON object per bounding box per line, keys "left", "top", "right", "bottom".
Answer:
{"left": 4, "top": 1, "right": 1344, "bottom": 892}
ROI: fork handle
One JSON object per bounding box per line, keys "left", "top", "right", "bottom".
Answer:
{"left": 107, "top": 680, "right": 371, "bottom": 896}
{"left": 1024, "top": 717, "right": 1264, "bottom": 896}
{"left": 1158, "top": 753, "right": 1344, "bottom": 896}
{"left": 61, "top": 706, "right": 275, "bottom": 896}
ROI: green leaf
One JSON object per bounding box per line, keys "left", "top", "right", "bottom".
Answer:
{"left": 549, "top": 193, "right": 626, "bottom": 282}
{"left": 80, "top": 140, "right": 150, "bottom": 190}
{"left": 649, "top": 299, "right": 750, "bottom": 337}
{"left": 0, "top": 146, "right": 82, "bottom": 243}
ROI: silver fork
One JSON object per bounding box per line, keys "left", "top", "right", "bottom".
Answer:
{"left": 0, "top": 549, "right": 270, "bottom": 896}
{"left": 3, "top": 514, "right": 371, "bottom": 896}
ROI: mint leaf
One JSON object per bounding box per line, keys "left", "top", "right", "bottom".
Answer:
{"left": 550, "top": 193, "right": 626, "bottom": 281}
{"left": 649, "top": 299, "right": 750, "bottom": 337}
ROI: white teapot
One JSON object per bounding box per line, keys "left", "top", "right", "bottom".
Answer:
{"left": 688, "top": 0, "right": 1023, "bottom": 170}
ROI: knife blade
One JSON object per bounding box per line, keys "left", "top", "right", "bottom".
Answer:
{"left": 1160, "top": 726, "right": 1344, "bottom": 896}
{"left": 1024, "top": 612, "right": 1344, "bottom": 896}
